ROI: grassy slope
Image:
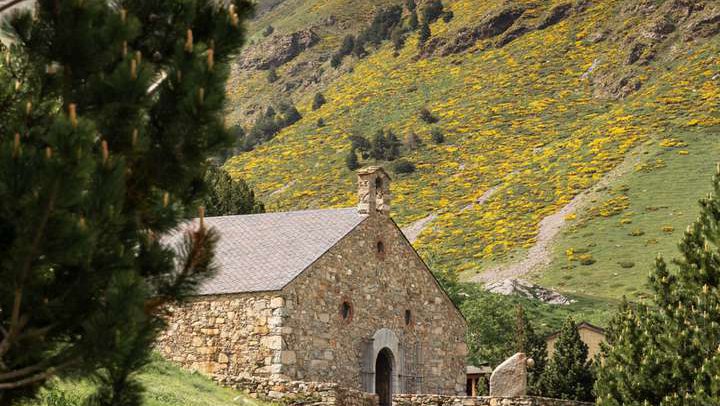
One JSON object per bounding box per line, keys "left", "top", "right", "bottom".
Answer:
{"left": 536, "top": 127, "right": 720, "bottom": 301}
{"left": 18, "top": 356, "right": 265, "bottom": 406}
{"left": 225, "top": 0, "right": 720, "bottom": 322}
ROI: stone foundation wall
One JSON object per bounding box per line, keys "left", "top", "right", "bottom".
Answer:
{"left": 216, "top": 375, "right": 378, "bottom": 406}
{"left": 392, "top": 395, "right": 593, "bottom": 406}
{"left": 156, "top": 293, "right": 285, "bottom": 376}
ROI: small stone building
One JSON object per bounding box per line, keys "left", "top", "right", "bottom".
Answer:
{"left": 157, "top": 167, "right": 468, "bottom": 403}
{"left": 546, "top": 321, "right": 606, "bottom": 361}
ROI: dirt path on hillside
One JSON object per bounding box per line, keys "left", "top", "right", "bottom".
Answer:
{"left": 472, "top": 148, "right": 645, "bottom": 284}
{"left": 402, "top": 185, "right": 500, "bottom": 243}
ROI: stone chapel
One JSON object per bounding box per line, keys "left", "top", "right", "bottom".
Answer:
{"left": 157, "top": 167, "right": 468, "bottom": 403}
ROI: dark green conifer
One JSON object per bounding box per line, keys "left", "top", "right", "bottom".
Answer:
{"left": 540, "top": 317, "right": 594, "bottom": 401}
{"left": 597, "top": 165, "right": 720, "bottom": 405}
{"left": 346, "top": 149, "right": 360, "bottom": 170}
{"left": 515, "top": 305, "right": 548, "bottom": 396}
{"left": 0, "top": 1, "right": 252, "bottom": 403}
{"left": 312, "top": 92, "right": 327, "bottom": 110}
{"left": 418, "top": 20, "right": 431, "bottom": 47}
{"left": 204, "top": 166, "right": 265, "bottom": 217}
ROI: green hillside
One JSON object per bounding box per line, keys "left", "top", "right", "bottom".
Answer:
{"left": 18, "top": 356, "right": 265, "bottom": 406}
{"left": 224, "top": 0, "right": 720, "bottom": 314}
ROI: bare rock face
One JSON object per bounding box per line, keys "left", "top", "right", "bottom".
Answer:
{"left": 418, "top": 3, "right": 528, "bottom": 58}
{"left": 240, "top": 29, "right": 320, "bottom": 70}
{"left": 489, "top": 352, "right": 527, "bottom": 397}
{"left": 485, "top": 278, "right": 575, "bottom": 305}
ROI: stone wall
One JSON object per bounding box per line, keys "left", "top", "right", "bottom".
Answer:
{"left": 216, "top": 375, "right": 378, "bottom": 406}
{"left": 156, "top": 293, "right": 284, "bottom": 376}
{"left": 282, "top": 214, "right": 467, "bottom": 394}
{"left": 392, "top": 395, "right": 593, "bottom": 406}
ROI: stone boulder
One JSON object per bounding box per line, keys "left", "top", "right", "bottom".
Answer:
{"left": 240, "top": 29, "right": 320, "bottom": 70}
{"left": 489, "top": 352, "right": 527, "bottom": 397}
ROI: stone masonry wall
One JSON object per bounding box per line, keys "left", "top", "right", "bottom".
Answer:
{"left": 156, "top": 293, "right": 285, "bottom": 376}
{"left": 216, "top": 375, "right": 378, "bottom": 406}
{"left": 281, "top": 213, "right": 467, "bottom": 394}
{"left": 392, "top": 395, "right": 593, "bottom": 406}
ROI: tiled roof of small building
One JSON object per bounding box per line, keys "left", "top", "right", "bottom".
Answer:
{"left": 175, "top": 208, "right": 367, "bottom": 295}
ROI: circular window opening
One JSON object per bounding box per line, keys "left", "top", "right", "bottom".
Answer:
{"left": 341, "top": 301, "right": 353, "bottom": 321}
{"left": 377, "top": 241, "right": 385, "bottom": 254}
{"left": 404, "top": 310, "right": 412, "bottom": 326}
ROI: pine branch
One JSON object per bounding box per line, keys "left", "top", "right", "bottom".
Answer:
{"left": 0, "top": 0, "right": 29, "bottom": 14}
{"left": 0, "top": 359, "right": 77, "bottom": 390}
{"left": 0, "top": 182, "right": 58, "bottom": 360}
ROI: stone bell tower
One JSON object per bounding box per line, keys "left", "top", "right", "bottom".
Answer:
{"left": 357, "top": 166, "right": 391, "bottom": 216}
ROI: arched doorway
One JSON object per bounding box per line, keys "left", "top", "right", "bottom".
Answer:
{"left": 375, "top": 348, "right": 395, "bottom": 406}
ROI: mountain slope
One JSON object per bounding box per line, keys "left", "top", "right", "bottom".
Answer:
{"left": 225, "top": 0, "right": 720, "bottom": 306}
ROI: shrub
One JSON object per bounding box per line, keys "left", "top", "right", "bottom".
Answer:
{"left": 419, "top": 107, "right": 439, "bottom": 123}
{"left": 443, "top": 10, "right": 454, "bottom": 23}
{"left": 262, "top": 25, "right": 274, "bottom": 37}
{"left": 317, "top": 118, "right": 325, "bottom": 127}
{"left": 267, "top": 67, "right": 278, "bottom": 83}
{"left": 352, "top": 37, "right": 367, "bottom": 58}
{"left": 391, "top": 26, "right": 405, "bottom": 51}
{"left": 418, "top": 20, "right": 431, "bottom": 45}
{"left": 406, "top": 0, "right": 416, "bottom": 11}
{"left": 330, "top": 53, "right": 342, "bottom": 68}
{"left": 278, "top": 102, "right": 301, "bottom": 126}
{"left": 346, "top": 149, "right": 360, "bottom": 170}
{"left": 404, "top": 132, "right": 423, "bottom": 150}
{"left": 393, "top": 159, "right": 416, "bottom": 174}
{"left": 431, "top": 128, "right": 444, "bottom": 144}
{"left": 422, "top": 0, "right": 444, "bottom": 23}
{"left": 618, "top": 261, "right": 635, "bottom": 268}
{"left": 312, "top": 92, "right": 327, "bottom": 110}
{"left": 365, "top": 5, "right": 403, "bottom": 45}
{"left": 408, "top": 10, "right": 419, "bottom": 30}
{"left": 339, "top": 34, "right": 355, "bottom": 56}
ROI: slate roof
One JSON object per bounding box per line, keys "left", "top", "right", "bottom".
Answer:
{"left": 174, "top": 208, "right": 367, "bottom": 295}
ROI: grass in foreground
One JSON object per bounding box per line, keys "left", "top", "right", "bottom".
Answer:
{"left": 18, "top": 355, "right": 267, "bottom": 406}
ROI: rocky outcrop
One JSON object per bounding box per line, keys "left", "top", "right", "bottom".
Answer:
{"left": 240, "top": 29, "right": 320, "bottom": 70}
{"left": 485, "top": 278, "right": 574, "bottom": 305}
{"left": 537, "top": 2, "right": 573, "bottom": 30}
{"left": 419, "top": 3, "right": 528, "bottom": 57}
{"left": 589, "top": 0, "right": 720, "bottom": 99}
{"left": 421, "top": 0, "right": 587, "bottom": 57}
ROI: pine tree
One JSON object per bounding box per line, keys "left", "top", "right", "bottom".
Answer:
{"left": 540, "top": 317, "right": 594, "bottom": 401}
{"left": 346, "top": 149, "right": 360, "bottom": 170}
{"left": 339, "top": 34, "right": 355, "bottom": 56}
{"left": 330, "top": 52, "right": 343, "bottom": 68}
{"left": 267, "top": 67, "right": 279, "bottom": 83}
{"left": 418, "top": 20, "right": 431, "bottom": 46}
{"left": 597, "top": 165, "right": 720, "bottom": 405}
{"left": 312, "top": 92, "right": 327, "bottom": 110}
{"left": 385, "top": 130, "right": 402, "bottom": 161}
{"left": 408, "top": 10, "right": 419, "bottom": 30}
{"left": 515, "top": 305, "right": 548, "bottom": 396}
{"left": 431, "top": 127, "right": 445, "bottom": 144}
{"left": 595, "top": 300, "right": 669, "bottom": 406}
{"left": 0, "top": 1, "right": 252, "bottom": 403}
{"left": 370, "top": 130, "right": 387, "bottom": 161}
{"left": 204, "top": 166, "right": 265, "bottom": 217}
{"left": 391, "top": 26, "right": 405, "bottom": 52}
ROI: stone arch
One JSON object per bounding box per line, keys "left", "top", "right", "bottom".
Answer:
{"left": 364, "top": 328, "right": 404, "bottom": 395}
